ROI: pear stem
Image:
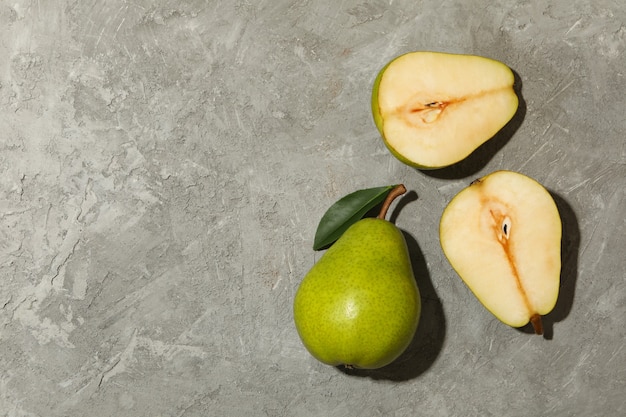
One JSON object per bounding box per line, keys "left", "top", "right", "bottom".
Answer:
{"left": 377, "top": 184, "right": 407, "bottom": 220}
{"left": 530, "top": 314, "right": 543, "bottom": 335}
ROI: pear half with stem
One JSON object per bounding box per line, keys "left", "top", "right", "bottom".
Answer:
{"left": 372, "top": 51, "right": 519, "bottom": 169}
{"left": 439, "top": 171, "right": 561, "bottom": 334}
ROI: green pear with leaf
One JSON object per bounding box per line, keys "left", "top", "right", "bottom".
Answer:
{"left": 294, "top": 185, "right": 420, "bottom": 369}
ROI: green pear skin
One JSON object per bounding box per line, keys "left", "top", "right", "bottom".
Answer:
{"left": 294, "top": 218, "right": 420, "bottom": 369}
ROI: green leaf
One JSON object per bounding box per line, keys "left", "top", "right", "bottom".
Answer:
{"left": 313, "top": 185, "right": 397, "bottom": 250}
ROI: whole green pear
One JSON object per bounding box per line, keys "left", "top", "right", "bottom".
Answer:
{"left": 293, "top": 186, "right": 420, "bottom": 369}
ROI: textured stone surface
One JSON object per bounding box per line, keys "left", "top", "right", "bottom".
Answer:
{"left": 0, "top": 1, "right": 624, "bottom": 416}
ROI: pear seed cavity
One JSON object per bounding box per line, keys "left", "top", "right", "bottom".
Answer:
{"left": 502, "top": 216, "right": 511, "bottom": 239}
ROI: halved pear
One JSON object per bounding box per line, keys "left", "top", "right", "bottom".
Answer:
{"left": 372, "top": 51, "right": 519, "bottom": 169}
{"left": 439, "top": 170, "right": 561, "bottom": 334}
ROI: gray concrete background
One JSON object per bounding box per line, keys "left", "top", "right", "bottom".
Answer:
{"left": 0, "top": 1, "right": 624, "bottom": 416}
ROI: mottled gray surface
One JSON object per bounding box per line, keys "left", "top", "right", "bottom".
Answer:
{"left": 0, "top": 1, "right": 624, "bottom": 416}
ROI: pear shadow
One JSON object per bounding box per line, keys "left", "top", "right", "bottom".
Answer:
{"left": 420, "top": 70, "right": 527, "bottom": 180}
{"left": 338, "top": 230, "right": 446, "bottom": 381}
{"left": 389, "top": 190, "right": 418, "bottom": 224}
{"left": 515, "top": 191, "right": 580, "bottom": 339}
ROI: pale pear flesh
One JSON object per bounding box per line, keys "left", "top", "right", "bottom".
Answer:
{"left": 372, "top": 51, "right": 519, "bottom": 169}
{"left": 439, "top": 171, "right": 561, "bottom": 332}
{"left": 293, "top": 218, "right": 420, "bottom": 369}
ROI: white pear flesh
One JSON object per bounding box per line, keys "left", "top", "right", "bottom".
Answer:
{"left": 439, "top": 170, "right": 561, "bottom": 333}
{"left": 373, "top": 52, "right": 519, "bottom": 169}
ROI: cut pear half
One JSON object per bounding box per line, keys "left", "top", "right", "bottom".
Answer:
{"left": 372, "top": 51, "right": 519, "bottom": 169}
{"left": 439, "top": 170, "right": 562, "bottom": 334}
